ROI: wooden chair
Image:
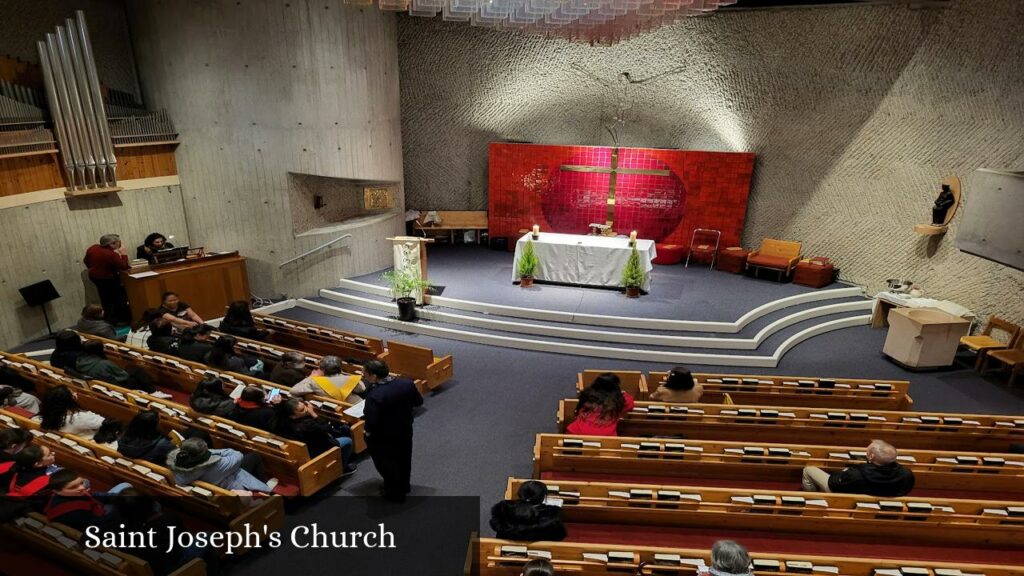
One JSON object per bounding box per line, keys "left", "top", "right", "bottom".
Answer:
{"left": 982, "top": 330, "right": 1024, "bottom": 387}
{"left": 964, "top": 316, "right": 1022, "bottom": 369}
{"left": 746, "top": 238, "right": 801, "bottom": 280}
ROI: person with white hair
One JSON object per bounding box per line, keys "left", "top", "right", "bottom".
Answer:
{"left": 83, "top": 233, "right": 131, "bottom": 325}
{"left": 801, "top": 439, "right": 915, "bottom": 497}
{"left": 702, "top": 540, "right": 753, "bottom": 576}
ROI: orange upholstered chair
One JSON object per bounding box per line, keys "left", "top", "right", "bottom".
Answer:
{"left": 746, "top": 238, "right": 802, "bottom": 280}
{"left": 960, "top": 315, "right": 1020, "bottom": 369}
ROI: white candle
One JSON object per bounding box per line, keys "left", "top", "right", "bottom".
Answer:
{"left": 629, "top": 230, "right": 638, "bottom": 243}
{"left": 532, "top": 225, "right": 540, "bottom": 235}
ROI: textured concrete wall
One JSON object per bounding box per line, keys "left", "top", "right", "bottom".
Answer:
{"left": 0, "top": 186, "right": 189, "bottom": 349}
{"left": 0, "top": 0, "right": 140, "bottom": 97}
{"left": 397, "top": 0, "right": 1024, "bottom": 324}
{"left": 127, "top": 0, "right": 405, "bottom": 300}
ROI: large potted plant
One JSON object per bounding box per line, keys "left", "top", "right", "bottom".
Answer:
{"left": 621, "top": 245, "right": 646, "bottom": 298}
{"left": 381, "top": 268, "right": 433, "bottom": 321}
{"left": 517, "top": 239, "right": 539, "bottom": 288}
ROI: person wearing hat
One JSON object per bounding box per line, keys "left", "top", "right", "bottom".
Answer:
{"left": 167, "top": 438, "right": 276, "bottom": 493}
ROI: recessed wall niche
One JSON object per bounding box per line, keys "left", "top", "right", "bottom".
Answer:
{"left": 288, "top": 172, "right": 401, "bottom": 235}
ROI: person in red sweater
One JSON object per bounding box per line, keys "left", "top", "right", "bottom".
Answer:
{"left": 566, "top": 373, "right": 635, "bottom": 436}
{"left": 83, "top": 234, "right": 131, "bottom": 325}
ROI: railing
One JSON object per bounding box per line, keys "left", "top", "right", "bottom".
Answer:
{"left": 278, "top": 234, "right": 353, "bottom": 268}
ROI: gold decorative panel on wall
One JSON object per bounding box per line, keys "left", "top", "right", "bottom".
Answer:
{"left": 364, "top": 186, "right": 394, "bottom": 210}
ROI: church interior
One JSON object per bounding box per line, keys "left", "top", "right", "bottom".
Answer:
{"left": 0, "top": 0, "right": 1023, "bottom": 575}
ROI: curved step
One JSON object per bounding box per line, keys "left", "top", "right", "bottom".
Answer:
{"left": 296, "top": 298, "right": 871, "bottom": 368}
{"left": 336, "top": 278, "right": 866, "bottom": 334}
{"left": 319, "top": 288, "right": 872, "bottom": 350}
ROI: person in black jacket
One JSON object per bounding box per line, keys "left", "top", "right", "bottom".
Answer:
{"left": 489, "top": 480, "right": 567, "bottom": 541}
{"left": 362, "top": 360, "right": 422, "bottom": 502}
{"left": 204, "top": 335, "right": 263, "bottom": 377}
{"left": 219, "top": 301, "right": 271, "bottom": 341}
{"left": 176, "top": 324, "right": 214, "bottom": 363}
{"left": 275, "top": 398, "right": 356, "bottom": 473}
{"left": 188, "top": 376, "right": 235, "bottom": 417}
{"left": 802, "top": 439, "right": 915, "bottom": 497}
{"left": 229, "top": 386, "right": 279, "bottom": 432}
{"left": 0, "top": 428, "right": 33, "bottom": 489}
{"left": 146, "top": 318, "right": 179, "bottom": 355}
{"left": 269, "top": 351, "right": 308, "bottom": 387}
{"left": 117, "top": 411, "right": 174, "bottom": 465}
{"left": 50, "top": 330, "right": 83, "bottom": 371}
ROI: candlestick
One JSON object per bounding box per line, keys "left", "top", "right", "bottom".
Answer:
{"left": 532, "top": 224, "right": 540, "bottom": 238}
{"left": 629, "top": 230, "right": 637, "bottom": 245}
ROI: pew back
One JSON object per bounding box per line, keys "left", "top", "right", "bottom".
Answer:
{"left": 378, "top": 340, "right": 453, "bottom": 391}
{"left": 576, "top": 370, "right": 648, "bottom": 399}
{"left": 253, "top": 313, "right": 384, "bottom": 360}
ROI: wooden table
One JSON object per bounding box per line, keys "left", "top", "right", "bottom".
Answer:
{"left": 121, "top": 252, "right": 250, "bottom": 324}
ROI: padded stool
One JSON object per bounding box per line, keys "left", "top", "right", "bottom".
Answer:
{"left": 653, "top": 244, "right": 686, "bottom": 265}
{"left": 717, "top": 247, "right": 749, "bottom": 274}
{"left": 793, "top": 257, "right": 835, "bottom": 288}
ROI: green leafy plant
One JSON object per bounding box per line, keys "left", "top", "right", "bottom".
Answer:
{"left": 380, "top": 267, "right": 433, "bottom": 300}
{"left": 517, "top": 240, "right": 539, "bottom": 279}
{"left": 620, "top": 245, "right": 646, "bottom": 289}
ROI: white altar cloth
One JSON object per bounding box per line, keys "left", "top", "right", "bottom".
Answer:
{"left": 512, "top": 232, "right": 657, "bottom": 292}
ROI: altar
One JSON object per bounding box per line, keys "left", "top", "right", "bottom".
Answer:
{"left": 512, "top": 232, "right": 657, "bottom": 291}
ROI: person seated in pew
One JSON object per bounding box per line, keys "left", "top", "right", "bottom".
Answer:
{"left": 649, "top": 366, "right": 704, "bottom": 403}
{"left": 75, "top": 340, "right": 172, "bottom": 399}
{"left": 92, "top": 419, "right": 125, "bottom": 449}
{"left": 176, "top": 324, "right": 215, "bottom": 363}
{"left": 38, "top": 385, "right": 108, "bottom": 440}
{"left": 156, "top": 292, "right": 204, "bottom": 332}
{"left": 701, "top": 540, "right": 753, "bottom": 576}
{"left": 75, "top": 304, "right": 126, "bottom": 342}
{"left": 166, "top": 437, "right": 277, "bottom": 494}
{"left": 0, "top": 371, "right": 41, "bottom": 416}
{"left": 274, "top": 398, "right": 356, "bottom": 474}
{"left": 42, "top": 469, "right": 132, "bottom": 532}
{"left": 566, "top": 373, "right": 635, "bottom": 437}
{"left": 49, "top": 330, "right": 84, "bottom": 371}
{"left": 117, "top": 411, "right": 174, "bottom": 466}
{"left": 205, "top": 334, "right": 265, "bottom": 378}
{"left": 219, "top": 300, "right": 272, "bottom": 341}
{"left": 146, "top": 318, "right": 179, "bottom": 356}
{"left": 801, "top": 439, "right": 915, "bottom": 497}
{"left": 0, "top": 428, "right": 33, "bottom": 488}
{"left": 5, "top": 444, "right": 58, "bottom": 499}
{"left": 136, "top": 232, "right": 173, "bottom": 264}
{"left": 291, "top": 355, "right": 365, "bottom": 404}
{"left": 229, "top": 386, "right": 281, "bottom": 432}
{"left": 489, "top": 480, "right": 567, "bottom": 541}
{"left": 189, "top": 375, "right": 236, "bottom": 417}
{"left": 269, "top": 351, "right": 308, "bottom": 387}
{"left": 520, "top": 559, "right": 555, "bottom": 576}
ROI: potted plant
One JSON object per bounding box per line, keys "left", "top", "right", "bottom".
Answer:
{"left": 517, "top": 239, "right": 539, "bottom": 288}
{"left": 380, "top": 268, "right": 433, "bottom": 321}
{"left": 621, "top": 245, "right": 646, "bottom": 298}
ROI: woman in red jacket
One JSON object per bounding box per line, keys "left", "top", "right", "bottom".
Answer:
{"left": 566, "top": 373, "right": 635, "bottom": 436}
{"left": 83, "top": 234, "right": 131, "bottom": 325}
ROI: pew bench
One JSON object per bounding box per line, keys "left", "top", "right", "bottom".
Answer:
{"left": 378, "top": 339, "right": 453, "bottom": 392}
{"left": 253, "top": 313, "right": 384, "bottom": 361}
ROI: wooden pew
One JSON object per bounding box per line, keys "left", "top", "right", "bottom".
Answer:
{"left": 0, "top": 409, "right": 284, "bottom": 547}
{"left": 577, "top": 370, "right": 911, "bottom": 409}
{"left": 70, "top": 334, "right": 367, "bottom": 454}
{"left": 504, "top": 478, "right": 1024, "bottom": 549}
{"left": 532, "top": 434, "right": 1024, "bottom": 499}
{"left": 251, "top": 312, "right": 453, "bottom": 390}
{"left": 1, "top": 513, "right": 205, "bottom": 576}
{"left": 0, "top": 352, "right": 343, "bottom": 496}
{"left": 557, "top": 399, "right": 1024, "bottom": 452}
{"left": 474, "top": 538, "right": 1024, "bottom": 576}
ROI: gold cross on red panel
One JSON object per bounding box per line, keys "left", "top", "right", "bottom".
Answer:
{"left": 560, "top": 147, "right": 671, "bottom": 227}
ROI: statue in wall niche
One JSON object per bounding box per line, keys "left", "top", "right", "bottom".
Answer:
{"left": 932, "top": 184, "right": 955, "bottom": 225}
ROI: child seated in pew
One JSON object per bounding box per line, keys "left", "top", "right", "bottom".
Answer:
{"left": 489, "top": 480, "right": 567, "bottom": 542}
{"left": 269, "top": 351, "right": 308, "bottom": 387}
{"left": 92, "top": 419, "right": 125, "bottom": 450}
{"left": 649, "top": 366, "right": 704, "bottom": 404}
{"left": 205, "top": 335, "right": 265, "bottom": 378}
{"left": 49, "top": 330, "right": 84, "bottom": 371}
{"left": 75, "top": 340, "right": 173, "bottom": 399}
{"left": 0, "top": 428, "right": 33, "bottom": 487}
{"left": 146, "top": 318, "right": 179, "bottom": 356}
{"left": 229, "top": 386, "right": 281, "bottom": 432}
{"left": 166, "top": 437, "right": 278, "bottom": 495}
{"left": 42, "top": 468, "right": 132, "bottom": 532}
{"left": 38, "top": 385, "right": 108, "bottom": 440}
{"left": 117, "top": 411, "right": 174, "bottom": 466}
{"left": 189, "top": 375, "right": 236, "bottom": 417}
{"left": 566, "top": 373, "right": 635, "bottom": 437}
{"left": 274, "top": 398, "right": 356, "bottom": 474}
{"left": 801, "top": 439, "right": 915, "bottom": 497}
{"left": 700, "top": 540, "right": 753, "bottom": 576}
{"left": 219, "top": 300, "right": 272, "bottom": 341}
{"left": 520, "top": 559, "right": 555, "bottom": 576}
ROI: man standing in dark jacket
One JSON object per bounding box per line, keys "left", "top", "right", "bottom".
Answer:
{"left": 361, "top": 360, "right": 422, "bottom": 502}
{"left": 802, "top": 439, "right": 915, "bottom": 497}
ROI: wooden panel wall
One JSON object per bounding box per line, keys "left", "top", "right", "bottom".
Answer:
{"left": 126, "top": 0, "right": 405, "bottom": 300}
{"left": 115, "top": 144, "right": 178, "bottom": 181}
{"left": 0, "top": 185, "right": 189, "bottom": 349}
{"left": 0, "top": 153, "right": 63, "bottom": 197}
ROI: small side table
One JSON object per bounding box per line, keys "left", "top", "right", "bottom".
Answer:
{"left": 793, "top": 257, "right": 835, "bottom": 288}
{"left": 718, "top": 247, "right": 749, "bottom": 274}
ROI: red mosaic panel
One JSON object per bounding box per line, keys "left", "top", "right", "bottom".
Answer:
{"left": 488, "top": 143, "right": 755, "bottom": 247}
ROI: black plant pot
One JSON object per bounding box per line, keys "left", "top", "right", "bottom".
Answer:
{"left": 396, "top": 297, "right": 417, "bottom": 321}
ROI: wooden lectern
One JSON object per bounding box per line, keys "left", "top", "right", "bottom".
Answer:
{"left": 387, "top": 236, "right": 433, "bottom": 304}
{"left": 120, "top": 251, "right": 250, "bottom": 324}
